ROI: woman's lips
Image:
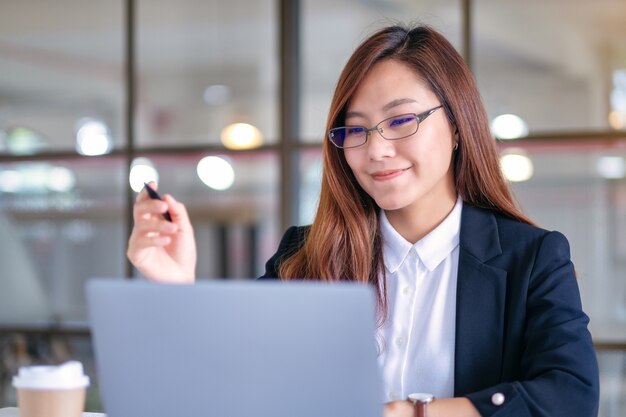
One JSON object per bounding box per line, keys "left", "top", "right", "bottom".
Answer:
{"left": 371, "top": 167, "right": 411, "bottom": 181}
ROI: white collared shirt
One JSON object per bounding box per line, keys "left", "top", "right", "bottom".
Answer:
{"left": 377, "top": 197, "right": 462, "bottom": 402}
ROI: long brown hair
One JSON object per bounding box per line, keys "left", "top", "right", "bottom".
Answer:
{"left": 279, "top": 25, "right": 533, "bottom": 310}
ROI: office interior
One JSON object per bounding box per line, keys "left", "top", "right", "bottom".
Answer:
{"left": 0, "top": 0, "right": 624, "bottom": 414}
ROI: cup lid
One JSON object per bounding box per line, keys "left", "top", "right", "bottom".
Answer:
{"left": 12, "top": 361, "right": 90, "bottom": 389}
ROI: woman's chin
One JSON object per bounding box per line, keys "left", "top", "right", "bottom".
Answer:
{"left": 375, "top": 199, "right": 408, "bottom": 212}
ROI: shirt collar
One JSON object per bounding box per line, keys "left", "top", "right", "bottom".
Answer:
{"left": 381, "top": 196, "right": 463, "bottom": 274}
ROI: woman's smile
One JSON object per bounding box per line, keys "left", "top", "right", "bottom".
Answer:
{"left": 371, "top": 167, "right": 412, "bottom": 181}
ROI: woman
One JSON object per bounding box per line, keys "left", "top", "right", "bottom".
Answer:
{"left": 128, "top": 25, "right": 599, "bottom": 417}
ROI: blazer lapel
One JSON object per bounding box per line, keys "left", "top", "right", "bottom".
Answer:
{"left": 454, "top": 204, "right": 508, "bottom": 395}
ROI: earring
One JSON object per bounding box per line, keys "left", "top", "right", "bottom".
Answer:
{"left": 454, "top": 142, "right": 459, "bottom": 151}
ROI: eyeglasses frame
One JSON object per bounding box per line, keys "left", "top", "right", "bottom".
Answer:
{"left": 328, "top": 104, "right": 444, "bottom": 149}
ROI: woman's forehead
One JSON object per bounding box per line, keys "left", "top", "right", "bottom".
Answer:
{"left": 346, "top": 61, "right": 437, "bottom": 116}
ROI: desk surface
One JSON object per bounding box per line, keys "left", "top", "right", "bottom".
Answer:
{"left": 0, "top": 407, "right": 104, "bottom": 416}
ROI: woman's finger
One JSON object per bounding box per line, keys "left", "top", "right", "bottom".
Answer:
{"left": 133, "top": 198, "right": 171, "bottom": 222}
{"left": 130, "top": 234, "right": 172, "bottom": 248}
{"left": 162, "top": 194, "right": 192, "bottom": 230}
{"left": 132, "top": 217, "right": 178, "bottom": 235}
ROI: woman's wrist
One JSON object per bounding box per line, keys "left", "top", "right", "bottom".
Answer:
{"left": 428, "top": 397, "right": 480, "bottom": 417}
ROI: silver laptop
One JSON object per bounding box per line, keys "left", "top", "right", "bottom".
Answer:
{"left": 86, "top": 279, "right": 383, "bottom": 417}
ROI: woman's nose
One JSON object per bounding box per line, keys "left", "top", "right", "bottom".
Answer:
{"left": 366, "top": 130, "right": 396, "bottom": 160}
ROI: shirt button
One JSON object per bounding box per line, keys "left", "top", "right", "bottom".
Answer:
{"left": 395, "top": 337, "right": 404, "bottom": 347}
{"left": 491, "top": 392, "right": 505, "bottom": 406}
{"left": 402, "top": 286, "right": 411, "bottom": 296}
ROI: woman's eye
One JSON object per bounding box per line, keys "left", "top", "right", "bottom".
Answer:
{"left": 347, "top": 127, "right": 366, "bottom": 135}
{"left": 389, "top": 116, "right": 414, "bottom": 127}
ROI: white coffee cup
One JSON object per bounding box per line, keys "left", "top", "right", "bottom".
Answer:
{"left": 12, "top": 361, "right": 90, "bottom": 417}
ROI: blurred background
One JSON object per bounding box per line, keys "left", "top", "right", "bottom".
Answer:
{"left": 0, "top": 0, "right": 624, "bottom": 414}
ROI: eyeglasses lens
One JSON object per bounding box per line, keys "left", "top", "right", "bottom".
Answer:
{"left": 328, "top": 112, "right": 424, "bottom": 148}
{"left": 383, "top": 115, "right": 418, "bottom": 139}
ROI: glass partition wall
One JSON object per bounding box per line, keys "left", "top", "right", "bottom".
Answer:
{"left": 1, "top": 0, "right": 625, "bottom": 414}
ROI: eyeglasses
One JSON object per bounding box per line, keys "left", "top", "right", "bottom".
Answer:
{"left": 328, "top": 105, "right": 443, "bottom": 149}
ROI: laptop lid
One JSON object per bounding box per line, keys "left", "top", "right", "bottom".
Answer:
{"left": 86, "top": 279, "right": 383, "bottom": 417}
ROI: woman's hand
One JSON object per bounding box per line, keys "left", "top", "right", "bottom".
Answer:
{"left": 384, "top": 401, "right": 414, "bottom": 417}
{"left": 384, "top": 398, "right": 480, "bottom": 417}
{"left": 127, "top": 182, "right": 196, "bottom": 283}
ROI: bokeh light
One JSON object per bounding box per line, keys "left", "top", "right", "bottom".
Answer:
{"left": 197, "top": 156, "right": 235, "bottom": 190}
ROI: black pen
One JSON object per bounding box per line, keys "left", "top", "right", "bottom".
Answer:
{"left": 143, "top": 182, "right": 173, "bottom": 222}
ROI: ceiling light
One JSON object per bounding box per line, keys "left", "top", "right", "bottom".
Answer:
{"left": 47, "top": 167, "right": 76, "bottom": 192}
{"left": 220, "top": 123, "right": 263, "bottom": 150}
{"left": 76, "top": 118, "right": 112, "bottom": 156}
{"left": 500, "top": 149, "right": 534, "bottom": 182}
{"left": 0, "top": 164, "right": 76, "bottom": 194}
{"left": 491, "top": 114, "right": 529, "bottom": 140}
{"left": 7, "top": 127, "right": 45, "bottom": 155}
{"left": 596, "top": 156, "right": 626, "bottom": 179}
{"left": 197, "top": 156, "right": 235, "bottom": 190}
{"left": 0, "top": 170, "right": 22, "bottom": 193}
{"left": 129, "top": 157, "right": 159, "bottom": 192}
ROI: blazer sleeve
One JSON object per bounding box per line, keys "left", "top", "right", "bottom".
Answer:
{"left": 465, "top": 231, "right": 599, "bottom": 416}
{"left": 258, "top": 225, "right": 309, "bottom": 280}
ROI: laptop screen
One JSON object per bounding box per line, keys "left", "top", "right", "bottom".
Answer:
{"left": 87, "top": 279, "right": 383, "bottom": 417}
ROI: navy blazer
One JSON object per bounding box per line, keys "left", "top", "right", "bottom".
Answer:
{"left": 259, "top": 203, "right": 599, "bottom": 417}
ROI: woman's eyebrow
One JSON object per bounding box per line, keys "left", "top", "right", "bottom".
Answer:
{"left": 382, "top": 98, "right": 417, "bottom": 112}
{"left": 345, "top": 110, "right": 366, "bottom": 119}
